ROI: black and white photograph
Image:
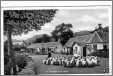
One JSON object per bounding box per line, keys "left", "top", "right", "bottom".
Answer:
{"left": 1, "top": 1, "right": 112, "bottom": 75}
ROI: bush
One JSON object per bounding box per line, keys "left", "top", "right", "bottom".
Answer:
{"left": 88, "top": 51, "right": 109, "bottom": 58}
{"left": 4, "top": 54, "right": 28, "bottom": 74}
{"left": 4, "top": 41, "right": 28, "bottom": 74}
{"left": 15, "top": 54, "right": 28, "bottom": 69}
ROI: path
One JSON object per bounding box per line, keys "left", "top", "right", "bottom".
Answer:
{"left": 18, "top": 54, "right": 109, "bottom": 75}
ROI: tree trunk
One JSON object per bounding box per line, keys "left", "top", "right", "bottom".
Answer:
{"left": 7, "top": 26, "right": 17, "bottom": 75}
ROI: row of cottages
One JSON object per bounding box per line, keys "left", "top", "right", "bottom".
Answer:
{"left": 27, "top": 42, "right": 62, "bottom": 54}
{"left": 63, "top": 31, "right": 109, "bottom": 57}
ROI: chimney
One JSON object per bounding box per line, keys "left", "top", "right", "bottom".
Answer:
{"left": 98, "top": 23, "right": 103, "bottom": 32}
{"left": 98, "top": 23, "right": 102, "bottom": 28}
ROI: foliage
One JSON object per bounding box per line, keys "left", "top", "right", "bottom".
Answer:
{"left": 88, "top": 51, "right": 109, "bottom": 58}
{"left": 4, "top": 40, "right": 9, "bottom": 65}
{"left": 51, "top": 23, "right": 73, "bottom": 45}
{"left": 13, "top": 44, "right": 26, "bottom": 52}
{"left": 4, "top": 40, "right": 28, "bottom": 74}
{"left": 4, "top": 10, "right": 57, "bottom": 75}
{"left": 4, "top": 10, "right": 57, "bottom": 35}
{"left": 15, "top": 54, "right": 28, "bottom": 69}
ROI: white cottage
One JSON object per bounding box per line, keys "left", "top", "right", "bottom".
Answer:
{"left": 27, "top": 42, "right": 62, "bottom": 54}
{"left": 65, "top": 31, "right": 109, "bottom": 56}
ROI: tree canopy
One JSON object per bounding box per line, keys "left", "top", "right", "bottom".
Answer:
{"left": 4, "top": 9, "right": 57, "bottom": 75}
{"left": 4, "top": 10, "right": 57, "bottom": 35}
{"left": 51, "top": 23, "right": 73, "bottom": 45}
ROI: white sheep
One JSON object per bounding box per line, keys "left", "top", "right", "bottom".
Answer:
{"left": 42, "top": 59, "right": 46, "bottom": 64}
{"left": 66, "top": 61, "right": 70, "bottom": 67}
{"left": 81, "top": 60, "right": 87, "bottom": 67}
{"left": 76, "top": 59, "right": 80, "bottom": 67}
{"left": 51, "top": 60, "right": 54, "bottom": 65}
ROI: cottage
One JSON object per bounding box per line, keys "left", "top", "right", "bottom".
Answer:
{"left": 64, "top": 31, "right": 109, "bottom": 56}
{"left": 27, "top": 42, "right": 62, "bottom": 54}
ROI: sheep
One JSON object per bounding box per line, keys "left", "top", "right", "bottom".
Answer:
{"left": 63, "top": 59, "right": 68, "bottom": 67}
{"left": 42, "top": 59, "right": 46, "bottom": 64}
{"left": 81, "top": 59, "right": 87, "bottom": 67}
{"left": 45, "top": 59, "right": 49, "bottom": 65}
{"left": 42, "top": 56, "right": 99, "bottom": 68}
{"left": 66, "top": 61, "right": 70, "bottom": 67}
{"left": 55, "top": 59, "right": 59, "bottom": 65}
{"left": 76, "top": 59, "right": 80, "bottom": 67}
{"left": 58, "top": 59, "right": 62, "bottom": 65}
{"left": 51, "top": 59, "right": 54, "bottom": 65}
{"left": 87, "top": 58, "right": 94, "bottom": 67}
{"left": 91, "top": 57, "right": 98, "bottom": 66}
{"left": 70, "top": 59, "right": 75, "bottom": 67}
{"left": 61, "top": 59, "right": 65, "bottom": 65}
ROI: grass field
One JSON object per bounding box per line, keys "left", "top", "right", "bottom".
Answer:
{"left": 26, "top": 54, "right": 109, "bottom": 75}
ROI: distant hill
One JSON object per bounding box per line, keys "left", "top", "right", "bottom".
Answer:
{"left": 24, "top": 34, "right": 55, "bottom": 45}
{"left": 74, "top": 31, "right": 91, "bottom": 36}
{"left": 24, "top": 34, "right": 44, "bottom": 45}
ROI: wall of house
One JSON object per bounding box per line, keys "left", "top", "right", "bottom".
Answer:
{"left": 62, "top": 47, "right": 73, "bottom": 54}
{"left": 34, "top": 47, "right": 48, "bottom": 55}
{"left": 62, "top": 47, "right": 67, "bottom": 54}
{"left": 93, "top": 43, "right": 109, "bottom": 51}
{"left": 73, "top": 43, "right": 96, "bottom": 56}
{"left": 86, "top": 44, "right": 94, "bottom": 55}
{"left": 101, "top": 43, "right": 109, "bottom": 50}
{"left": 73, "top": 44, "right": 82, "bottom": 56}
{"left": 53, "top": 45, "right": 63, "bottom": 53}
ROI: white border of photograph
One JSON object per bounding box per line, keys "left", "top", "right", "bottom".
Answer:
{"left": 1, "top": 1, "right": 112, "bottom": 75}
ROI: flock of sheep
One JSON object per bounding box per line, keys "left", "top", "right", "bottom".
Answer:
{"left": 42, "top": 56, "right": 100, "bottom": 67}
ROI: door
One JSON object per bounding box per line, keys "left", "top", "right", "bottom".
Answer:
{"left": 73, "top": 47, "right": 77, "bottom": 54}
{"left": 83, "top": 47, "right": 86, "bottom": 57}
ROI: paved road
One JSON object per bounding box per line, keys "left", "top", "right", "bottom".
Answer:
{"left": 29, "top": 54, "right": 109, "bottom": 74}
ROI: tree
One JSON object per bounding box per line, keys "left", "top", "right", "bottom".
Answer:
{"left": 60, "top": 30, "right": 73, "bottom": 45}
{"left": 4, "top": 10, "right": 57, "bottom": 75}
{"left": 51, "top": 23, "right": 73, "bottom": 45}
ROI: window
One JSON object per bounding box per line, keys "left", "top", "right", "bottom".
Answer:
{"left": 74, "top": 47, "right": 77, "bottom": 54}
{"left": 97, "top": 44, "right": 103, "bottom": 50}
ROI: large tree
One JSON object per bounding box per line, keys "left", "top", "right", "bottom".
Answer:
{"left": 4, "top": 10, "right": 57, "bottom": 75}
{"left": 51, "top": 23, "right": 73, "bottom": 45}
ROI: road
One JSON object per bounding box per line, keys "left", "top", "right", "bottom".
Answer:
{"left": 29, "top": 54, "right": 109, "bottom": 74}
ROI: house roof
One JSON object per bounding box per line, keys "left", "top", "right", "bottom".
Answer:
{"left": 65, "top": 31, "right": 109, "bottom": 47}
{"left": 97, "top": 32, "right": 109, "bottom": 43}
{"left": 27, "top": 42, "right": 61, "bottom": 49}
{"left": 65, "top": 33, "right": 93, "bottom": 47}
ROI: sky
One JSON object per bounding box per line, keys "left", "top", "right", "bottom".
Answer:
{"left": 9, "top": 8, "right": 109, "bottom": 40}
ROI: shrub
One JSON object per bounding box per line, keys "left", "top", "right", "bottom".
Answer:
{"left": 4, "top": 41, "right": 28, "bottom": 74}
{"left": 88, "top": 51, "right": 109, "bottom": 58}
{"left": 15, "top": 54, "right": 28, "bottom": 69}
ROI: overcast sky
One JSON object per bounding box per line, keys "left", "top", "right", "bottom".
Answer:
{"left": 11, "top": 8, "right": 109, "bottom": 40}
